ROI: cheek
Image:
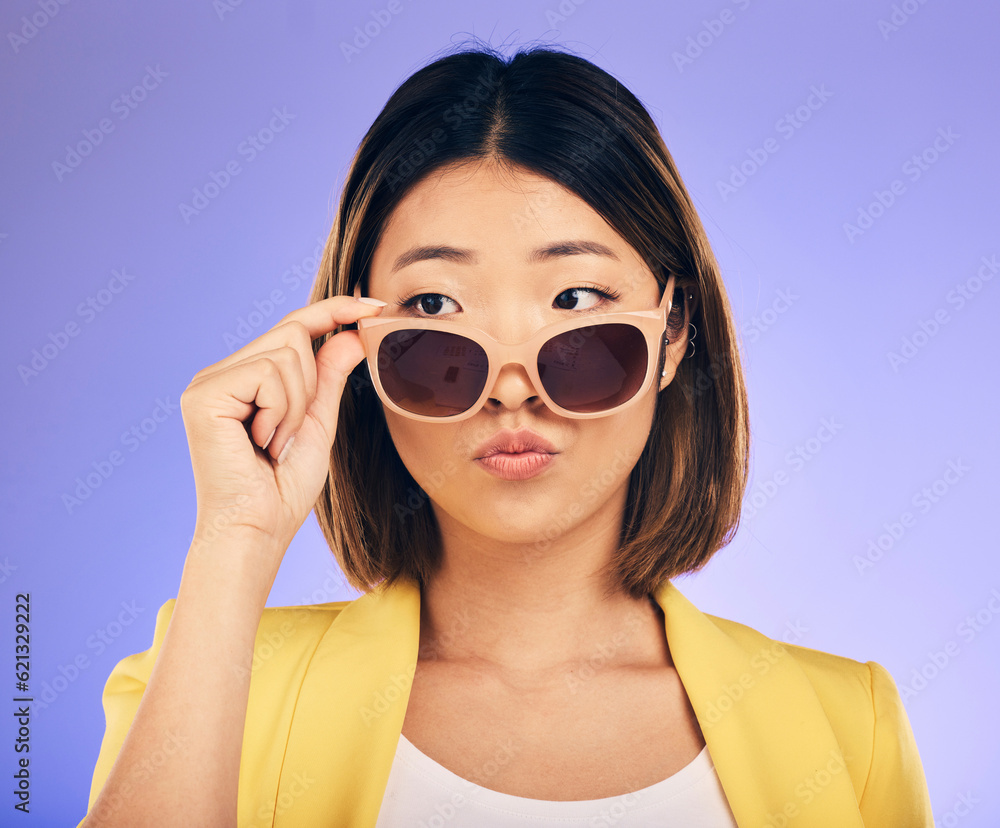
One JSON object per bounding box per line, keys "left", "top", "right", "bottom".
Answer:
{"left": 587, "top": 402, "right": 657, "bottom": 484}
{"left": 382, "top": 412, "right": 466, "bottom": 493}
{"left": 572, "top": 392, "right": 660, "bottom": 508}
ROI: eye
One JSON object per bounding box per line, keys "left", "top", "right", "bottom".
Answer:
{"left": 397, "top": 292, "right": 460, "bottom": 316}
{"left": 554, "top": 285, "right": 622, "bottom": 311}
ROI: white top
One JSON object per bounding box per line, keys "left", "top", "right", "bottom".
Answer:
{"left": 375, "top": 733, "right": 739, "bottom": 826}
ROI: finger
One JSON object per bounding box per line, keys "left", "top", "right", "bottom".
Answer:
{"left": 184, "top": 355, "right": 290, "bottom": 452}
{"left": 205, "top": 321, "right": 319, "bottom": 416}
{"left": 278, "top": 294, "right": 388, "bottom": 342}
{"left": 234, "top": 357, "right": 291, "bottom": 454}
{"left": 257, "top": 347, "right": 307, "bottom": 463}
{"left": 191, "top": 296, "right": 384, "bottom": 386}
{"left": 193, "top": 348, "right": 301, "bottom": 447}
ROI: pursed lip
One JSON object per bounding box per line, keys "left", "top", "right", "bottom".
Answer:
{"left": 473, "top": 427, "right": 558, "bottom": 459}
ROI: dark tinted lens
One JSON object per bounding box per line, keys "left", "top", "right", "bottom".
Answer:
{"left": 377, "top": 329, "right": 488, "bottom": 417}
{"left": 538, "top": 323, "right": 647, "bottom": 412}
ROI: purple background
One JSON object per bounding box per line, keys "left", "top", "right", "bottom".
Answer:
{"left": 3, "top": 0, "right": 998, "bottom": 824}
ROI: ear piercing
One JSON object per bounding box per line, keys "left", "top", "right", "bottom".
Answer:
{"left": 661, "top": 298, "right": 697, "bottom": 376}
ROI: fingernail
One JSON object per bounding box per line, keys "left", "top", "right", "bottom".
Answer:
{"left": 277, "top": 434, "right": 296, "bottom": 465}
{"left": 356, "top": 297, "right": 388, "bottom": 307}
{"left": 262, "top": 427, "right": 277, "bottom": 450}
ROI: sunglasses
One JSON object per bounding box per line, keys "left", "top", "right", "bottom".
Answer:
{"left": 352, "top": 274, "right": 676, "bottom": 422}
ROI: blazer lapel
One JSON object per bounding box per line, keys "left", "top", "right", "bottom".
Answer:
{"left": 654, "top": 580, "right": 865, "bottom": 827}
{"left": 275, "top": 576, "right": 421, "bottom": 828}
{"left": 276, "top": 576, "right": 865, "bottom": 827}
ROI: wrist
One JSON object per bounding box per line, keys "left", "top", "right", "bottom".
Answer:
{"left": 182, "top": 530, "right": 286, "bottom": 614}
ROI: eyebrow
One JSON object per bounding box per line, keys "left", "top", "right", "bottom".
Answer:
{"left": 390, "top": 240, "right": 620, "bottom": 274}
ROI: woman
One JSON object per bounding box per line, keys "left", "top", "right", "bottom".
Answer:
{"left": 78, "top": 44, "right": 933, "bottom": 826}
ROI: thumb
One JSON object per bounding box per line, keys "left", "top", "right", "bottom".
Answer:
{"left": 311, "top": 329, "right": 367, "bottom": 445}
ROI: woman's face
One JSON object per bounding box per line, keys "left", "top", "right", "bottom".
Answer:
{"left": 366, "top": 160, "right": 686, "bottom": 557}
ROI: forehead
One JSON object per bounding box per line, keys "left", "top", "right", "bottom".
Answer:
{"left": 386, "top": 161, "right": 598, "bottom": 235}
{"left": 370, "top": 160, "right": 651, "bottom": 285}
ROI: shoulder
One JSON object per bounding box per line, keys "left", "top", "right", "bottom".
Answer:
{"left": 82, "top": 595, "right": 362, "bottom": 822}
{"left": 106, "top": 596, "right": 357, "bottom": 692}
{"left": 702, "top": 611, "right": 933, "bottom": 821}
{"left": 704, "top": 610, "right": 880, "bottom": 741}
{"left": 142, "top": 596, "right": 355, "bottom": 668}
{"left": 107, "top": 597, "right": 360, "bottom": 719}
{"left": 144, "top": 595, "right": 354, "bottom": 631}
{"left": 705, "top": 611, "right": 874, "bottom": 691}
{"left": 246, "top": 598, "right": 355, "bottom": 675}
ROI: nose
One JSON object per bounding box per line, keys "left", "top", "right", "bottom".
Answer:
{"left": 485, "top": 361, "right": 543, "bottom": 414}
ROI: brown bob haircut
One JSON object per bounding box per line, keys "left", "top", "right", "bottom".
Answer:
{"left": 308, "top": 41, "right": 750, "bottom": 601}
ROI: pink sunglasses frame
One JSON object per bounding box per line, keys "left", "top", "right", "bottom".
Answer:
{"left": 352, "top": 274, "right": 676, "bottom": 422}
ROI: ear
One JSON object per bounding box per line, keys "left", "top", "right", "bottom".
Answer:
{"left": 658, "top": 284, "right": 699, "bottom": 391}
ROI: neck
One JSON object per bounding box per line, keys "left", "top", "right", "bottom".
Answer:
{"left": 417, "top": 499, "right": 670, "bottom": 686}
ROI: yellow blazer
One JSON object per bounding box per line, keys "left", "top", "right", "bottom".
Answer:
{"left": 78, "top": 576, "right": 934, "bottom": 827}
